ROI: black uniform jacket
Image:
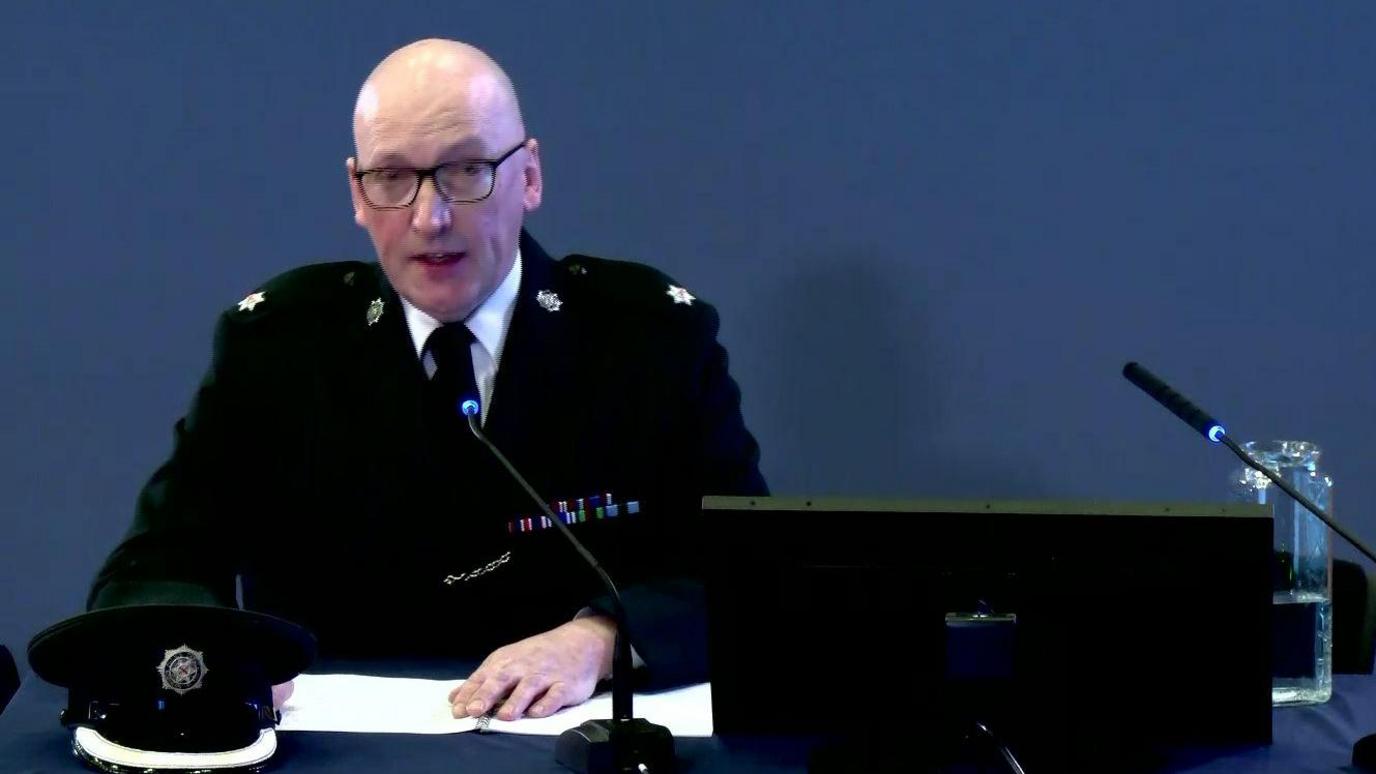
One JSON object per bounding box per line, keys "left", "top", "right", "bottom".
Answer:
{"left": 88, "top": 230, "right": 767, "bottom": 689}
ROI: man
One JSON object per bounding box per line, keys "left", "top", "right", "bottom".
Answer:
{"left": 87, "top": 39, "right": 765, "bottom": 723}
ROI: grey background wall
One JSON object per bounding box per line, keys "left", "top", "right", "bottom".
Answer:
{"left": 3, "top": 2, "right": 1374, "bottom": 672}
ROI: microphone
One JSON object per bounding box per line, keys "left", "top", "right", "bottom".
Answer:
{"left": 1121, "top": 363, "right": 1376, "bottom": 770}
{"left": 1119, "top": 362, "right": 1376, "bottom": 565}
{"left": 458, "top": 399, "right": 675, "bottom": 774}
{"left": 1122, "top": 362, "right": 1227, "bottom": 443}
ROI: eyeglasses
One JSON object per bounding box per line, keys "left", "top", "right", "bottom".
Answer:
{"left": 352, "top": 140, "right": 528, "bottom": 209}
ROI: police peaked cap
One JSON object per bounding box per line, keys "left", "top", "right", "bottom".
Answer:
{"left": 28, "top": 604, "right": 316, "bottom": 773}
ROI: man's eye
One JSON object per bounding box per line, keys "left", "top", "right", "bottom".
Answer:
{"left": 373, "top": 169, "right": 409, "bottom": 182}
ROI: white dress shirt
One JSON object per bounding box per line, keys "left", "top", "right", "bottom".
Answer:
{"left": 399, "top": 251, "right": 523, "bottom": 425}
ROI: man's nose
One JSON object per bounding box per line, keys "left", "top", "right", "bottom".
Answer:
{"left": 410, "top": 178, "right": 452, "bottom": 236}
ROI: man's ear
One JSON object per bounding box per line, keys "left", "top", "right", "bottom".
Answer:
{"left": 346, "top": 157, "right": 366, "bottom": 227}
{"left": 522, "top": 139, "right": 543, "bottom": 213}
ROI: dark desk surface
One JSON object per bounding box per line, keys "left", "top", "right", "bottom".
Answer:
{"left": 4, "top": 674, "right": 1375, "bottom": 773}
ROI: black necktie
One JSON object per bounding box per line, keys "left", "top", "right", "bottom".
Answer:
{"left": 424, "top": 323, "right": 480, "bottom": 417}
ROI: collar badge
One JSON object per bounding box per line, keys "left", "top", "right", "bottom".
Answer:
{"left": 536, "top": 290, "right": 563, "bottom": 312}
{"left": 366, "top": 297, "right": 385, "bottom": 326}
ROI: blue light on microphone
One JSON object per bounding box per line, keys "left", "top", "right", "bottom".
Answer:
{"left": 460, "top": 399, "right": 481, "bottom": 417}
{"left": 1207, "top": 424, "right": 1226, "bottom": 443}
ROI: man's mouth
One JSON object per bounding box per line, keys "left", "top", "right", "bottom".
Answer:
{"left": 413, "top": 252, "right": 465, "bottom": 266}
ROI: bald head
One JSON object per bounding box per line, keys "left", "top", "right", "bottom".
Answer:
{"left": 353, "top": 39, "right": 525, "bottom": 166}
{"left": 345, "top": 38, "right": 542, "bottom": 324}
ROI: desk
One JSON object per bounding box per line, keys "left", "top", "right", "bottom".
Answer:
{"left": 4, "top": 673, "right": 1374, "bottom": 773}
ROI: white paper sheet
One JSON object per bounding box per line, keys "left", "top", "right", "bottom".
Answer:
{"left": 277, "top": 673, "right": 713, "bottom": 737}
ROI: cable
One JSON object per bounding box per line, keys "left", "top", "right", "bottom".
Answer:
{"left": 971, "top": 721, "right": 1026, "bottom": 774}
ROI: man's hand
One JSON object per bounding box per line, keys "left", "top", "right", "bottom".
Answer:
{"left": 448, "top": 615, "right": 617, "bottom": 721}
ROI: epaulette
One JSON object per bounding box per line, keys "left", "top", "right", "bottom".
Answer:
{"left": 227, "top": 261, "right": 378, "bottom": 323}
{"left": 558, "top": 255, "right": 705, "bottom": 318}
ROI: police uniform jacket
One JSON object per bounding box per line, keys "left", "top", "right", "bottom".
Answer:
{"left": 87, "top": 230, "right": 767, "bottom": 689}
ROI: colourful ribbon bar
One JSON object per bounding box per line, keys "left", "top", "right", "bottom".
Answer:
{"left": 504, "top": 492, "right": 636, "bottom": 534}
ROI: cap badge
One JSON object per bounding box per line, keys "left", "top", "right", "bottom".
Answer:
{"left": 157, "top": 645, "right": 209, "bottom": 695}
{"left": 536, "top": 289, "right": 563, "bottom": 312}
{"left": 366, "top": 297, "right": 385, "bottom": 326}
{"left": 237, "top": 291, "right": 266, "bottom": 312}
{"left": 667, "top": 285, "right": 695, "bottom": 306}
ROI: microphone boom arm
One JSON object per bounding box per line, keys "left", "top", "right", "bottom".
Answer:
{"left": 1122, "top": 361, "right": 1376, "bottom": 565}
{"left": 1218, "top": 434, "right": 1376, "bottom": 566}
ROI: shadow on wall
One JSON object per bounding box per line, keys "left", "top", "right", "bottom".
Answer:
{"left": 753, "top": 244, "right": 1048, "bottom": 501}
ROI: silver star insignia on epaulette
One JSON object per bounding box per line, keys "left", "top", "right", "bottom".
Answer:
{"left": 667, "top": 285, "right": 695, "bottom": 306}
{"left": 365, "top": 297, "right": 384, "bottom": 326}
{"left": 536, "top": 289, "right": 563, "bottom": 312}
{"left": 237, "top": 291, "right": 266, "bottom": 312}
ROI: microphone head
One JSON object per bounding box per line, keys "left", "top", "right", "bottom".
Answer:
{"left": 459, "top": 399, "right": 480, "bottom": 417}
{"left": 1121, "top": 360, "right": 1227, "bottom": 444}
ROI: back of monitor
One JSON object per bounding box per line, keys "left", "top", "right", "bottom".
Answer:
{"left": 700, "top": 497, "right": 1272, "bottom": 770}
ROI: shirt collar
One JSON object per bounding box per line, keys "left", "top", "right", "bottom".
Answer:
{"left": 399, "top": 249, "right": 523, "bottom": 363}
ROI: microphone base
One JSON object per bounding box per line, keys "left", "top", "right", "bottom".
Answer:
{"left": 555, "top": 717, "right": 676, "bottom": 774}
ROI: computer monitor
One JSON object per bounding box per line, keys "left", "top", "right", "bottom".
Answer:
{"left": 700, "top": 496, "right": 1271, "bottom": 770}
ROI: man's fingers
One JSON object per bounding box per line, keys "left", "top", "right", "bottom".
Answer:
{"left": 527, "top": 681, "right": 573, "bottom": 718}
{"left": 452, "top": 676, "right": 495, "bottom": 717}
{"left": 448, "top": 622, "right": 613, "bottom": 720}
{"left": 464, "top": 669, "right": 519, "bottom": 717}
{"left": 451, "top": 677, "right": 489, "bottom": 718}
{"left": 496, "top": 674, "right": 551, "bottom": 721}
{"left": 450, "top": 668, "right": 496, "bottom": 717}
{"left": 450, "top": 657, "right": 500, "bottom": 708}
{"left": 449, "top": 673, "right": 481, "bottom": 705}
